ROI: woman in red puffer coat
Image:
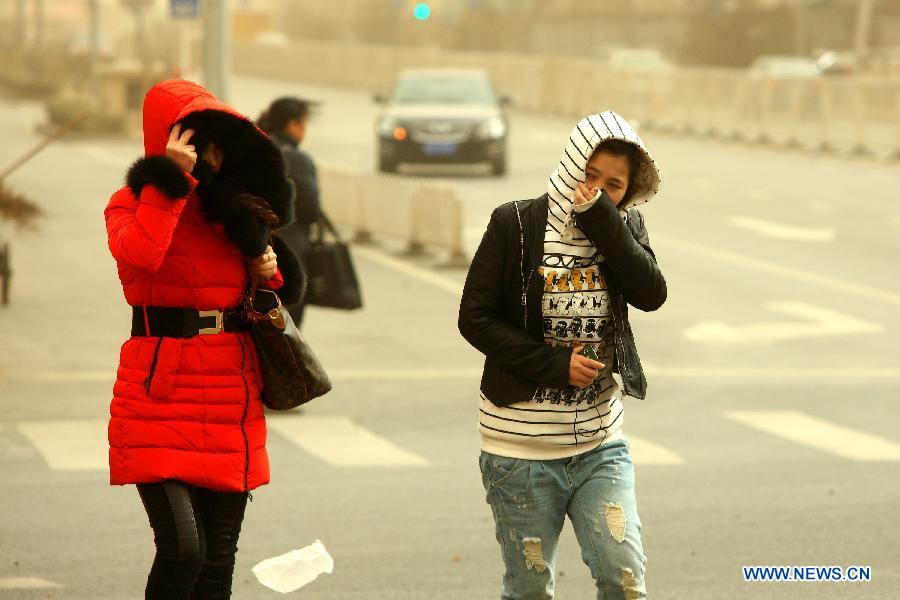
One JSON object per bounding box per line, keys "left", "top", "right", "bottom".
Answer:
{"left": 105, "top": 80, "right": 303, "bottom": 599}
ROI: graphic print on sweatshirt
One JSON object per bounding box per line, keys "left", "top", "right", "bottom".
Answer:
{"left": 533, "top": 257, "right": 617, "bottom": 406}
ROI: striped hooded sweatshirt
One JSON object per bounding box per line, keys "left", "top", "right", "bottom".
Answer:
{"left": 479, "top": 111, "right": 661, "bottom": 460}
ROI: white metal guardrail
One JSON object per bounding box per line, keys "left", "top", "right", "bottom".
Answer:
{"left": 317, "top": 163, "right": 466, "bottom": 264}
{"left": 236, "top": 40, "right": 900, "bottom": 159}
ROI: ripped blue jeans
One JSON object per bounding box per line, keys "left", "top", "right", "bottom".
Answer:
{"left": 480, "top": 438, "right": 647, "bottom": 600}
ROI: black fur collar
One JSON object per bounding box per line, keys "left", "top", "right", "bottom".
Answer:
{"left": 125, "top": 109, "right": 304, "bottom": 304}
{"left": 126, "top": 155, "right": 191, "bottom": 199}
{"left": 179, "top": 109, "right": 293, "bottom": 228}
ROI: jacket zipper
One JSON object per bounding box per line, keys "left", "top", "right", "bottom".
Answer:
{"left": 144, "top": 338, "right": 164, "bottom": 393}
{"left": 612, "top": 290, "right": 631, "bottom": 391}
{"left": 514, "top": 201, "right": 528, "bottom": 330}
{"left": 237, "top": 335, "right": 251, "bottom": 497}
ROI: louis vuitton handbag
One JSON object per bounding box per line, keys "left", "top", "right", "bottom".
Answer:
{"left": 244, "top": 280, "right": 332, "bottom": 410}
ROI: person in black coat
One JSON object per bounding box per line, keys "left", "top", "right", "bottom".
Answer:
{"left": 258, "top": 97, "right": 321, "bottom": 327}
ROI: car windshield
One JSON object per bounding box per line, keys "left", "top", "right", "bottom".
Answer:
{"left": 391, "top": 76, "right": 496, "bottom": 105}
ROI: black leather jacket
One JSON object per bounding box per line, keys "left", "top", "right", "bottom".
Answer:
{"left": 458, "top": 193, "right": 666, "bottom": 406}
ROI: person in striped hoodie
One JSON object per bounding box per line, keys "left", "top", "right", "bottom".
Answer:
{"left": 459, "top": 111, "right": 665, "bottom": 599}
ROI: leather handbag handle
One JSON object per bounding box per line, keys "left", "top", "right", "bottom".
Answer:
{"left": 312, "top": 209, "right": 343, "bottom": 244}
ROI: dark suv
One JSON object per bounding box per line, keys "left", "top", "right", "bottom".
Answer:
{"left": 375, "top": 69, "right": 509, "bottom": 175}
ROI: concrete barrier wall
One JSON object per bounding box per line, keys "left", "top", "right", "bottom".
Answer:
{"left": 235, "top": 40, "right": 900, "bottom": 159}
{"left": 317, "top": 162, "right": 466, "bottom": 263}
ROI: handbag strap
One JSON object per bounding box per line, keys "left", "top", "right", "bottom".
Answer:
{"left": 313, "top": 209, "right": 343, "bottom": 244}
{"left": 245, "top": 232, "right": 274, "bottom": 301}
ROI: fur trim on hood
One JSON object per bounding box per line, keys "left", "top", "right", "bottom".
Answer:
{"left": 134, "top": 80, "right": 294, "bottom": 253}
{"left": 126, "top": 155, "right": 192, "bottom": 200}
{"left": 178, "top": 109, "right": 293, "bottom": 228}
{"left": 548, "top": 111, "right": 661, "bottom": 214}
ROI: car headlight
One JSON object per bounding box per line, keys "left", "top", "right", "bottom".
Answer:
{"left": 377, "top": 117, "right": 398, "bottom": 137}
{"left": 477, "top": 117, "right": 506, "bottom": 139}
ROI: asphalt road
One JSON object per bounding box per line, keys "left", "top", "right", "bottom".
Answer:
{"left": 0, "top": 74, "right": 898, "bottom": 599}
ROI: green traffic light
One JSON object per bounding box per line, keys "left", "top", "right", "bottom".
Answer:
{"left": 413, "top": 2, "right": 431, "bottom": 20}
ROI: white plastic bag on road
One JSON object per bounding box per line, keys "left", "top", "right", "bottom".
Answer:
{"left": 252, "top": 540, "right": 334, "bottom": 593}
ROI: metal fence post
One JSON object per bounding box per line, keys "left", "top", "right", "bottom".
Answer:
{"left": 784, "top": 82, "right": 803, "bottom": 149}
{"left": 442, "top": 195, "right": 468, "bottom": 268}
{"left": 891, "top": 89, "right": 900, "bottom": 161}
{"left": 353, "top": 191, "right": 374, "bottom": 244}
{"left": 850, "top": 83, "right": 872, "bottom": 157}
{"left": 816, "top": 83, "right": 835, "bottom": 154}
{"left": 405, "top": 189, "right": 428, "bottom": 256}
{"left": 0, "top": 242, "right": 11, "bottom": 306}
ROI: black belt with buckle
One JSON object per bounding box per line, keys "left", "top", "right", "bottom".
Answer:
{"left": 131, "top": 306, "right": 245, "bottom": 338}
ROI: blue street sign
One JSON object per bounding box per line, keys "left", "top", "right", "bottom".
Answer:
{"left": 170, "top": 0, "right": 199, "bottom": 19}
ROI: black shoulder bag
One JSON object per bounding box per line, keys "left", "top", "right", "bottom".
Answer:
{"left": 305, "top": 211, "right": 363, "bottom": 310}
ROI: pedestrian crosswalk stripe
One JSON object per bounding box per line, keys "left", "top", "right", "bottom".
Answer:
{"left": 330, "top": 368, "right": 481, "bottom": 380}
{"left": 354, "top": 246, "right": 463, "bottom": 295}
{"left": 627, "top": 435, "right": 685, "bottom": 465}
{"left": 0, "top": 576, "right": 64, "bottom": 589}
{"left": 267, "top": 415, "right": 430, "bottom": 467}
{"left": 19, "top": 367, "right": 900, "bottom": 383}
{"left": 723, "top": 411, "right": 900, "bottom": 462}
{"left": 17, "top": 420, "right": 108, "bottom": 471}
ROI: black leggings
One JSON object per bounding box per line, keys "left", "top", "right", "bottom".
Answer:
{"left": 137, "top": 480, "right": 248, "bottom": 599}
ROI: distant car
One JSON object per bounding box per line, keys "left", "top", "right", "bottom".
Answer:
{"left": 374, "top": 69, "right": 510, "bottom": 175}
{"left": 748, "top": 55, "right": 822, "bottom": 79}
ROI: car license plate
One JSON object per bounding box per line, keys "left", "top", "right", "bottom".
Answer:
{"left": 423, "top": 143, "right": 458, "bottom": 156}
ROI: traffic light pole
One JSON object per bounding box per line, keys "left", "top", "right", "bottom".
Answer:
{"left": 853, "top": 0, "right": 874, "bottom": 60}
{"left": 203, "top": 0, "right": 230, "bottom": 101}
{"left": 88, "top": 0, "right": 100, "bottom": 104}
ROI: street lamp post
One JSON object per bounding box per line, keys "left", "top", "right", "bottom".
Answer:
{"left": 853, "top": 0, "right": 875, "bottom": 60}
{"left": 203, "top": 0, "right": 230, "bottom": 101}
{"left": 88, "top": 0, "right": 100, "bottom": 104}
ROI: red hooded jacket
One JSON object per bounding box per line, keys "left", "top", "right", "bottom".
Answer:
{"left": 105, "top": 80, "right": 300, "bottom": 492}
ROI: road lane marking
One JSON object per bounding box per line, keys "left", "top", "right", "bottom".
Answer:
{"left": 684, "top": 301, "right": 882, "bottom": 345}
{"left": 353, "top": 246, "right": 463, "bottom": 295}
{"left": 0, "top": 577, "right": 64, "bottom": 589}
{"left": 17, "top": 419, "right": 107, "bottom": 471}
{"left": 627, "top": 435, "right": 684, "bottom": 465}
{"left": 641, "top": 365, "right": 900, "bottom": 381}
{"left": 329, "top": 368, "right": 481, "bottom": 380}
{"left": 79, "top": 144, "right": 131, "bottom": 169}
{"left": 5, "top": 370, "right": 116, "bottom": 382}
{"left": 728, "top": 216, "right": 835, "bottom": 242}
{"left": 723, "top": 411, "right": 900, "bottom": 462}
{"left": 267, "top": 415, "right": 429, "bottom": 467}
{"left": 653, "top": 234, "right": 900, "bottom": 308}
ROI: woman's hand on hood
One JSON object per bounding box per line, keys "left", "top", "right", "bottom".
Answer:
{"left": 166, "top": 124, "right": 197, "bottom": 173}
